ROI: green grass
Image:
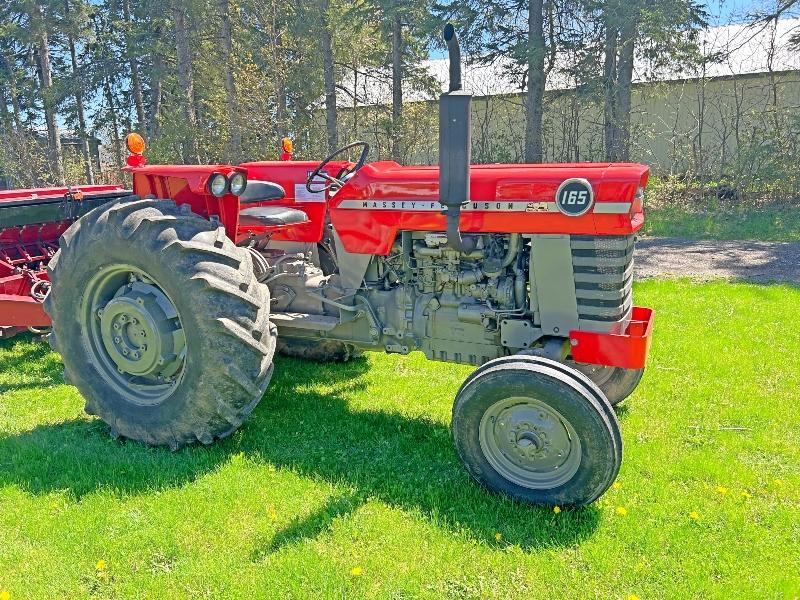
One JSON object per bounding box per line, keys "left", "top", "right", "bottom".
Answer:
{"left": 1, "top": 280, "right": 799, "bottom": 599}
{"left": 642, "top": 206, "right": 800, "bottom": 242}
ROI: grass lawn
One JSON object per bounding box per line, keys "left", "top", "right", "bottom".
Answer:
{"left": 641, "top": 206, "right": 800, "bottom": 242}
{"left": 0, "top": 279, "right": 798, "bottom": 599}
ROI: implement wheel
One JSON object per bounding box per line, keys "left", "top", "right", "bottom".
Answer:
{"left": 45, "top": 198, "right": 276, "bottom": 449}
{"left": 571, "top": 364, "right": 644, "bottom": 406}
{"left": 452, "top": 356, "right": 621, "bottom": 506}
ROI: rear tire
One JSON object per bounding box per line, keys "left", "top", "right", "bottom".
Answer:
{"left": 452, "top": 356, "right": 621, "bottom": 506}
{"left": 276, "top": 337, "right": 362, "bottom": 362}
{"left": 45, "top": 198, "right": 276, "bottom": 449}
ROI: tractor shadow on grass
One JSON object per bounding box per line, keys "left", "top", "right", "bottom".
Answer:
{"left": 242, "top": 358, "right": 602, "bottom": 552}
{"left": 0, "top": 353, "right": 601, "bottom": 551}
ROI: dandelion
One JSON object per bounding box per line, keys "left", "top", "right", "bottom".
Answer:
{"left": 268, "top": 506, "right": 278, "bottom": 522}
{"left": 0, "top": 590, "right": 10, "bottom": 600}
{"left": 689, "top": 511, "right": 699, "bottom": 521}
{"left": 615, "top": 506, "right": 628, "bottom": 517}
{"left": 95, "top": 560, "right": 106, "bottom": 571}
{"left": 741, "top": 491, "right": 751, "bottom": 499}
{"left": 773, "top": 479, "right": 784, "bottom": 486}
{"left": 350, "top": 566, "right": 363, "bottom": 577}
{"left": 716, "top": 486, "right": 728, "bottom": 495}
{"left": 553, "top": 506, "right": 561, "bottom": 514}
{"left": 494, "top": 532, "right": 503, "bottom": 542}
{"left": 612, "top": 482, "right": 621, "bottom": 490}
{"left": 627, "top": 595, "right": 641, "bottom": 600}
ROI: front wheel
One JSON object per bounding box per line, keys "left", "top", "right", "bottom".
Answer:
{"left": 45, "top": 198, "right": 276, "bottom": 449}
{"left": 452, "top": 356, "right": 622, "bottom": 506}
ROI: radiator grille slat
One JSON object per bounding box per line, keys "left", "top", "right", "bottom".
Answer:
{"left": 571, "top": 235, "right": 635, "bottom": 332}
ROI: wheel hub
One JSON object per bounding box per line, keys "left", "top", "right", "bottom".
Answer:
{"left": 97, "top": 280, "right": 185, "bottom": 381}
{"left": 479, "top": 397, "right": 582, "bottom": 489}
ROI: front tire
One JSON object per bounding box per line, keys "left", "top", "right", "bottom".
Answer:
{"left": 45, "top": 198, "right": 276, "bottom": 449}
{"left": 452, "top": 356, "right": 622, "bottom": 506}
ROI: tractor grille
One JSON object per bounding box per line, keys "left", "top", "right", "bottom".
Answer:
{"left": 570, "top": 235, "right": 635, "bottom": 333}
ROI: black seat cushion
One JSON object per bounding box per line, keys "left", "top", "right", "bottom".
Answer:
{"left": 239, "top": 180, "right": 286, "bottom": 204}
{"left": 239, "top": 206, "right": 309, "bottom": 227}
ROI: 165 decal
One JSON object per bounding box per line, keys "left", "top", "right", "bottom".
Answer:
{"left": 555, "top": 178, "right": 594, "bottom": 216}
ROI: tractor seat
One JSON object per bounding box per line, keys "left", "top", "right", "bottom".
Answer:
{"left": 239, "top": 206, "right": 309, "bottom": 227}
{"left": 239, "top": 180, "right": 286, "bottom": 204}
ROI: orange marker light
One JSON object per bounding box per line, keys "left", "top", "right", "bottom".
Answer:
{"left": 126, "top": 132, "right": 146, "bottom": 155}
{"left": 281, "top": 137, "right": 293, "bottom": 154}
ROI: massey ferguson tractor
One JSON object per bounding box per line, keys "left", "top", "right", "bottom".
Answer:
{"left": 0, "top": 25, "right": 653, "bottom": 506}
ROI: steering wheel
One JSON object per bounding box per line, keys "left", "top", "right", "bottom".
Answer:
{"left": 306, "top": 141, "right": 370, "bottom": 194}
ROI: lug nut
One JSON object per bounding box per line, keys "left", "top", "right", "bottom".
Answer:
{"left": 114, "top": 337, "right": 121, "bottom": 344}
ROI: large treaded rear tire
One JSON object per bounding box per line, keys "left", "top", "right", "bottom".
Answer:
{"left": 276, "top": 337, "right": 362, "bottom": 362}
{"left": 44, "top": 198, "right": 276, "bottom": 449}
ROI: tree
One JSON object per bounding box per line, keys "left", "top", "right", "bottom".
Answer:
{"left": 436, "top": 0, "right": 561, "bottom": 163}
{"left": 595, "top": 0, "right": 707, "bottom": 160}
{"left": 33, "top": 1, "right": 66, "bottom": 184}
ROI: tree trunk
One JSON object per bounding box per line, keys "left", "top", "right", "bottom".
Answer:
{"left": 173, "top": 3, "right": 199, "bottom": 162}
{"left": 122, "top": 0, "right": 147, "bottom": 132}
{"left": 104, "top": 75, "right": 124, "bottom": 172}
{"left": 218, "top": 0, "right": 240, "bottom": 162}
{"left": 320, "top": 0, "right": 338, "bottom": 152}
{"left": 35, "top": 4, "right": 65, "bottom": 185}
{"left": 65, "top": 0, "right": 95, "bottom": 184}
{"left": 271, "top": 5, "right": 287, "bottom": 140}
{"left": 1, "top": 55, "right": 24, "bottom": 136}
{"left": 603, "top": 20, "right": 618, "bottom": 161}
{"left": 614, "top": 17, "right": 636, "bottom": 162}
{"left": 525, "top": 0, "right": 545, "bottom": 163}
{"left": 148, "top": 40, "right": 164, "bottom": 138}
{"left": 0, "top": 86, "right": 10, "bottom": 133}
{"left": 1, "top": 53, "right": 35, "bottom": 185}
{"left": 391, "top": 5, "right": 403, "bottom": 162}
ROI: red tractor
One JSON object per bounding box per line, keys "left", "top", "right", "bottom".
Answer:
{"left": 1, "top": 25, "right": 653, "bottom": 506}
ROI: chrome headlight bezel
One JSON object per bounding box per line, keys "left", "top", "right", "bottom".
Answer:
{"left": 229, "top": 172, "right": 247, "bottom": 196}
{"left": 208, "top": 173, "right": 229, "bottom": 197}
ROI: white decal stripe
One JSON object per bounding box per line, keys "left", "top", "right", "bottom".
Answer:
{"left": 592, "top": 202, "right": 632, "bottom": 214}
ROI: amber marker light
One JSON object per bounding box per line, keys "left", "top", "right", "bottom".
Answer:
{"left": 126, "top": 132, "right": 146, "bottom": 155}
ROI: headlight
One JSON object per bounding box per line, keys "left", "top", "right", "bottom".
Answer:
{"left": 208, "top": 173, "right": 228, "bottom": 197}
{"left": 229, "top": 172, "right": 247, "bottom": 196}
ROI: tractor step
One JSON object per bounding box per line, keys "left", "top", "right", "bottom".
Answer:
{"left": 270, "top": 312, "right": 339, "bottom": 331}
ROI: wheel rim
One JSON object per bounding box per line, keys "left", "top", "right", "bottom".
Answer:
{"left": 479, "top": 396, "right": 582, "bottom": 489}
{"left": 83, "top": 265, "right": 186, "bottom": 406}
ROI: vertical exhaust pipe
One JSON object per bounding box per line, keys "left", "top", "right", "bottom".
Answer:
{"left": 439, "top": 23, "right": 474, "bottom": 253}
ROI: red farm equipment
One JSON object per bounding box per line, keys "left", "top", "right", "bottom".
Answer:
{"left": 0, "top": 25, "right": 653, "bottom": 506}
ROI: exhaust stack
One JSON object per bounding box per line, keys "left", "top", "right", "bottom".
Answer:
{"left": 439, "top": 23, "right": 473, "bottom": 253}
